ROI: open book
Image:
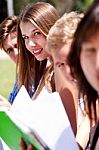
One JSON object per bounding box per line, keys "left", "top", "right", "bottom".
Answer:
{"left": 0, "top": 86, "right": 79, "bottom": 150}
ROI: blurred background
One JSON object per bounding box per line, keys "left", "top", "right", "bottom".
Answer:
{"left": 0, "top": 0, "right": 94, "bottom": 99}
{"left": 0, "top": 0, "right": 94, "bottom": 23}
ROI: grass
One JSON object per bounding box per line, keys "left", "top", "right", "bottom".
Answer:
{"left": 0, "top": 59, "right": 16, "bottom": 99}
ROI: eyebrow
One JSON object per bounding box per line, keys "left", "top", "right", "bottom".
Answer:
{"left": 6, "top": 47, "right": 14, "bottom": 52}
{"left": 32, "top": 28, "right": 39, "bottom": 32}
{"left": 82, "top": 43, "right": 93, "bottom": 50}
{"left": 22, "top": 28, "right": 39, "bottom": 36}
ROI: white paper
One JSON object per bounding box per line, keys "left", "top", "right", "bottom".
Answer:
{"left": 0, "top": 138, "right": 11, "bottom": 150}
{"left": 11, "top": 85, "right": 79, "bottom": 150}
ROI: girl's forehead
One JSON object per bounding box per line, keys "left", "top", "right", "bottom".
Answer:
{"left": 29, "top": 18, "right": 47, "bottom": 36}
{"left": 20, "top": 21, "right": 36, "bottom": 28}
{"left": 20, "top": 20, "right": 46, "bottom": 36}
{"left": 20, "top": 21, "right": 37, "bottom": 34}
{"left": 85, "top": 32, "right": 99, "bottom": 42}
{"left": 83, "top": 25, "right": 99, "bottom": 39}
{"left": 81, "top": 34, "right": 99, "bottom": 50}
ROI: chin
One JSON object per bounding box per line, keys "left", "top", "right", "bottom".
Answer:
{"left": 96, "top": 87, "right": 99, "bottom": 93}
{"left": 36, "top": 58, "right": 44, "bottom": 61}
{"left": 36, "top": 56, "right": 47, "bottom": 61}
{"left": 92, "top": 85, "right": 99, "bottom": 93}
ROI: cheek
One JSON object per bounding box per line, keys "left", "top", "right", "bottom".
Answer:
{"left": 25, "top": 42, "right": 32, "bottom": 54}
{"left": 61, "top": 65, "right": 70, "bottom": 77}
{"left": 80, "top": 50, "right": 87, "bottom": 70}
{"left": 40, "top": 37, "right": 46, "bottom": 48}
{"left": 61, "top": 68, "right": 67, "bottom": 78}
{"left": 3, "top": 38, "right": 8, "bottom": 50}
{"left": 8, "top": 53, "right": 16, "bottom": 63}
{"left": 24, "top": 41, "right": 28, "bottom": 49}
{"left": 9, "top": 53, "right": 15, "bottom": 59}
{"left": 65, "top": 65, "right": 70, "bottom": 74}
{"left": 80, "top": 53, "right": 94, "bottom": 85}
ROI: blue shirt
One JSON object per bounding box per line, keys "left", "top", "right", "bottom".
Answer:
{"left": 8, "top": 75, "right": 34, "bottom": 104}
{"left": 8, "top": 75, "right": 19, "bottom": 104}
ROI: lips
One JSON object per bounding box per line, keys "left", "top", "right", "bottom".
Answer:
{"left": 33, "top": 48, "right": 43, "bottom": 55}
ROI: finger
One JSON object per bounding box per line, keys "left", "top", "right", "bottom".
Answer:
{"left": 20, "top": 138, "right": 27, "bottom": 150}
{"left": 27, "top": 144, "right": 33, "bottom": 150}
{"left": 0, "top": 101, "right": 11, "bottom": 107}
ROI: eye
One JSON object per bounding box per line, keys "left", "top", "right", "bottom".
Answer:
{"left": 22, "top": 35, "right": 29, "bottom": 40}
{"left": 57, "top": 63, "right": 65, "bottom": 68}
{"left": 33, "top": 31, "right": 41, "bottom": 36}
{"left": 87, "top": 48, "right": 96, "bottom": 52}
{"left": 6, "top": 48, "right": 14, "bottom": 54}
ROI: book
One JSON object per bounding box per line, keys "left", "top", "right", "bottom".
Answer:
{"left": 0, "top": 137, "right": 11, "bottom": 150}
{"left": 0, "top": 86, "right": 79, "bottom": 150}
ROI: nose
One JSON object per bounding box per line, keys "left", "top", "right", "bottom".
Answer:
{"left": 27, "top": 38, "right": 36, "bottom": 47}
{"left": 12, "top": 37, "right": 17, "bottom": 44}
{"left": 9, "top": 37, "right": 17, "bottom": 48}
{"left": 96, "top": 50, "right": 99, "bottom": 72}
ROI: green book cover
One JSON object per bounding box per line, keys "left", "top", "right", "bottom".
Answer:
{"left": 0, "top": 111, "right": 50, "bottom": 150}
{"left": 0, "top": 86, "right": 79, "bottom": 150}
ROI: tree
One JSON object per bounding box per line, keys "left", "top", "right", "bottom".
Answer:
{"left": 74, "top": 0, "right": 94, "bottom": 12}
{"left": 13, "top": 0, "right": 76, "bottom": 16}
{"left": 14, "top": 0, "right": 34, "bottom": 15}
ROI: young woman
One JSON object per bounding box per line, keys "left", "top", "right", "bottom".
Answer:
{"left": 46, "top": 11, "right": 84, "bottom": 136}
{"left": 67, "top": 0, "right": 99, "bottom": 149}
{"left": 17, "top": 2, "right": 59, "bottom": 150}
{"left": 46, "top": 12, "right": 91, "bottom": 149}
{"left": 0, "top": 15, "right": 18, "bottom": 105}
{"left": 17, "top": 2, "right": 60, "bottom": 99}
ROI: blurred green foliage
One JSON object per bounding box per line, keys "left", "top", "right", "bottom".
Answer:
{"left": 74, "top": 0, "right": 94, "bottom": 12}
{"left": 14, "top": 0, "right": 34, "bottom": 15}
{"left": 14, "top": 0, "right": 56, "bottom": 15}
{"left": 0, "top": 60, "right": 16, "bottom": 99}
{"left": 14, "top": 0, "right": 94, "bottom": 16}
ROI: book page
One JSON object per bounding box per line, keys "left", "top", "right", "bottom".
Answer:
{"left": 10, "top": 85, "right": 79, "bottom": 150}
{"left": 0, "top": 137, "right": 11, "bottom": 150}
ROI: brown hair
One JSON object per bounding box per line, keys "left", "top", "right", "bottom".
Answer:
{"left": 17, "top": 2, "right": 59, "bottom": 95}
{"left": 0, "top": 15, "right": 18, "bottom": 50}
{"left": 67, "top": 1, "right": 99, "bottom": 124}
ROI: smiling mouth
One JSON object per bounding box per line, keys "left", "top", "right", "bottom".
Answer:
{"left": 33, "top": 48, "right": 43, "bottom": 55}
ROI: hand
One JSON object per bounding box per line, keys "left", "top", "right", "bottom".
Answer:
{"left": 20, "top": 138, "right": 34, "bottom": 150}
{"left": 0, "top": 95, "right": 11, "bottom": 107}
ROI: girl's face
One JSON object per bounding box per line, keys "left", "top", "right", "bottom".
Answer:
{"left": 20, "top": 21, "right": 49, "bottom": 61}
{"left": 80, "top": 33, "right": 99, "bottom": 92}
{"left": 51, "top": 40, "right": 73, "bottom": 91}
{"left": 52, "top": 40, "right": 72, "bottom": 80}
{"left": 3, "top": 31, "right": 18, "bottom": 64}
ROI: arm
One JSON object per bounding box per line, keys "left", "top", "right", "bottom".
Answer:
{"left": 54, "top": 66, "right": 78, "bottom": 136}
{"left": 0, "top": 95, "right": 11, "bottom": 107}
